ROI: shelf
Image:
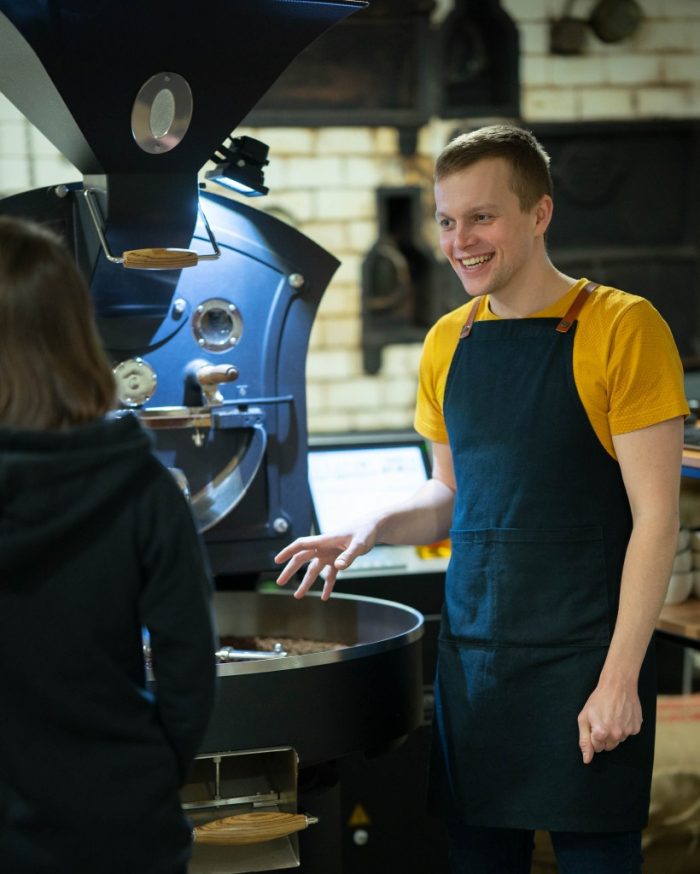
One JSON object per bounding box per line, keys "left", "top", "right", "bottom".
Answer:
{"left": 657, "top": 597, "right": 700, "bottom": 646}
{"left": 682, "top": 449, "right": 700, "bottom": 478}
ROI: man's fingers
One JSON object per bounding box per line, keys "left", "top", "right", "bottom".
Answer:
{"left": 588, "top": 725, "right": 628, "bottom": 754}
{"left": 275, "top": 548, "right": 318, "bottom": 587}
{"left": 321, "top": 569, "right": 338, "bottom": 601}
{"left": 578, "top": 727, "right": 595, "bottom": 764}
{"left": 274, "top": 535, "right": 371, "bottom": 599}
{"left": 335, "top": 538, "right": 371, "bottom": 569}
{"left": 274, "top": 537, "right": 318, "bottom": 564}
{"left": 293, "top": 558, "right": 324, "bottom": 599}
{"left": 590, "top": 726, "right": 607, "bottom": 753}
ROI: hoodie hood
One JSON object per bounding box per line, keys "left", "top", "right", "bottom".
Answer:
{"left": 0, "top": 414, "right": 157, "bottom": 577}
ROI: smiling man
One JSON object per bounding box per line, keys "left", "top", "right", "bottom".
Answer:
{"left": 275, "top": 124, "right": 689, "bottom": 873}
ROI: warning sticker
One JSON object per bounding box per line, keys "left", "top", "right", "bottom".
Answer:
{"left": 347, "top": 803, "right": 371, "bottom": 827}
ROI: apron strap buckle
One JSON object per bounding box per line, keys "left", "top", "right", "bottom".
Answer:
{"left": 556, "top": 281, "right": 600, "bottom": 333}
{"left": 459, "top": 297, "right": 483, "bottom": 340}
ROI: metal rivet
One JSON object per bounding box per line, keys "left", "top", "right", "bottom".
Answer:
{"left": 172, "top": 297, "right": 187, "bottom": 316}
{"left": 288, "top": 273, "right": 304, "bottom": 288}
{"left": 272, "top": 517, "right": 290, "bottom": 534}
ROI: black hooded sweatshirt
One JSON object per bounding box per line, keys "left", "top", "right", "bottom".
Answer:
{"left": 0, "top": 414, "right": 216, "bottom": 874}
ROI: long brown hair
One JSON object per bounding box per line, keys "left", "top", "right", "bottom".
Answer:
{"left": 0, "top": 216, "right": 115, "bottom": 429}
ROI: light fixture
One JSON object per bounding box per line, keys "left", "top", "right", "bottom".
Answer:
{"left": 205, "top": 135, "right": 270, "bottom": 197}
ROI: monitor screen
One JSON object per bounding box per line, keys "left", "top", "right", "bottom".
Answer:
{"left": 307, "top": 441, "right": 431, "bottom": 534}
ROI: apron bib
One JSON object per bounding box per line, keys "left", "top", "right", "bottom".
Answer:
{"left": 428, "top": 288, "right": 656, "bottom": 832}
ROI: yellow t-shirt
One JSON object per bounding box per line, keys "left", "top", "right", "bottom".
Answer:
{"left": 414, "top": 278, "right": 689, "bottom": 459}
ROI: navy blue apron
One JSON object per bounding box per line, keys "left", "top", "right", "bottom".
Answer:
{"left": 428, "top": 285, "right": 656, "bottom": 832}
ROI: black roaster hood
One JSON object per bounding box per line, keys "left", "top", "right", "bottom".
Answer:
{"left": 0, "top": 0, "right": 368, "bottom": 575}
{"left": 0, "top": 0, "right": 366, "bottom": 176}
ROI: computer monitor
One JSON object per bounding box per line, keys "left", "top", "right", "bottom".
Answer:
{"left": 307, "top": 438, "right": 432, "bottom": 535}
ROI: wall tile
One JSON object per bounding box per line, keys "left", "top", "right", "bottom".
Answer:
{"left": 306, "top": 348, "right": 361, "bottom": 380}
{"left": 606, "top": 55, "right": 662, "bottom": 85}
{"left": 632, "top": 19, "right": 694, "bottom": 51}
{"left": 0, "top": 156, "right": 31, "bottom": 194}
{"left": 316, "top": 128, "right": 376, "bottom": 155}
{"left": 262, "top": 190, "right": 315, "bottom": 224}
{"left": 286, "top": 156, "right": 344, "bottom": 188}
{"left": 374, "top": 127, "right": 399, "bottom": 155}
{"left": 0, "top": 94, "right": 23, "bottom": 122}
{"left": 382, "top": 377, "right": 420, "bottom": 408}
{"left": 317, "top": 283, "right": 361, "bottom": 318}
{"left": 578, "top": 87, "right": 635, "bottom": 117}
{"left": 551, "top": 56, "right": 609, "bottom": 86}
{"left": 307, "top": 410, "right": 352, "bottom": 433}
{"left": 28, "top": 125, "right": 61, "bottom": 157}
{"left": 0, "top": 121, "right": 28, "bottom": 155}
{"left": 521, "top": 56, "right": 554, "bottom": 89}
{"left": 351, "top": 408, "right": 414, "bottom": 431}
{"left": 501, "top": 0, "right": 552, "bottom": 22}
{"left": 381, "top": 343, "right": 424, "bottom": 377}
{"left": 322, "top": 316, "right": 362, "bottom": 349}
{"left": 636, "top": 85, "right": 698, "bottom": 114}
{"left": 332, "top": 254, "right": 362, "bottom": 285}
{"left": 258, "top": 127, "right": 315, "bottom": 155}
{"left": 663, "top": 54, "right": 700, "bottom": 82}
{"left": 346, "top": 220, "right": 378, "bottom": 254}
{"left": 31, "top": 156, "right": 82, "bottom": 189}
{"left": 326, "top": 377, "right": 383, "bottom": 409}
{"left": 315, "top": 189, "right": 375, "bottom": 221}
{"left": 664, "top": 0, "right": 700, "bottom": 19}
{"left": 308, "top": 320, "right": 325, "bottom": 351}
{"left": 301, "top": 221, "right": 348, "bottom": 252}
{"left": 521, "top": 88, "right": 579, "bottom": 120}
{"left": 518, "top": 21, "right": 550, "bottom": 55}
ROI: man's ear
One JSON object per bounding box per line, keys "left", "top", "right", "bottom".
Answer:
{"left": 534, "top": 195, "right": 554, "bottom": 237}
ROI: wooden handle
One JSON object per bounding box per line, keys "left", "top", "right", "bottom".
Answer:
{"left": 193, "top": 811, "right": 317, "bottom": 846}
{"left": 122, "top": 248, "right": 199, "bottom": 269}
{"left": 197, "top": 364, "right": 239, "bottom": 386}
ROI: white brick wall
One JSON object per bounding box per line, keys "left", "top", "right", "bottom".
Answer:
{"left": 1, "top": 0, "right": 699, "bottom": 435}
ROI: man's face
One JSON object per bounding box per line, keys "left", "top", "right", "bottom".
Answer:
{"left": 434, "top": 157, "right": 548, "bottom": 301}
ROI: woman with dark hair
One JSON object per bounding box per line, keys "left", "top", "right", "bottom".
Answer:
{"left": 0, "top": 216, "right": 216, "bottom": 874}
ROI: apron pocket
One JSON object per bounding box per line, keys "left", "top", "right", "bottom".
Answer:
{"left": 446, "top": 526, "right": 611, "bottom": 647}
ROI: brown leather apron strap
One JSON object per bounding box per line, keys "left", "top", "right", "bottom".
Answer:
{"left": 459, "top": 296, "right": 484, "bottom": 339}
{"left": 555, "top": 281, "right": 599, "bottom": 333}
{"left": 459, "top": 282, "right": 599, "bottom": 339}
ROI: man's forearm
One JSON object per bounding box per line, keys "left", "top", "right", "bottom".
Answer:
{"left": 600, "top": 511, "right": 679, "bottom": 686}
{"left": 375, "top": 477, "right": 455, "bottom": 547}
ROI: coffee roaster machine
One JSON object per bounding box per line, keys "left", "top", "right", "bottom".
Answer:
{"left": 0, "top": 2, "right": 431, "bottom": 871}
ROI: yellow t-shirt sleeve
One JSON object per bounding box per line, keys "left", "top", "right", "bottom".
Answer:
{"left": 414, "top": 307, "right": 467, "bottom": 443}
{"left": 414, "top": 322, "right": 450, "bottom": 443}
{"left": 606, "top": 299, "right": 688, "bottom": 435}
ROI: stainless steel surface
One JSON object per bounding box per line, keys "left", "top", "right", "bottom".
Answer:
{"left": 192, "top": 424, "right": 267, "bottom": 532}
{"left": 213, "top": 589, "right": 423, "bottom": 676}
{"left": 215, "top": 644, "right": 288, "bottom": 662}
